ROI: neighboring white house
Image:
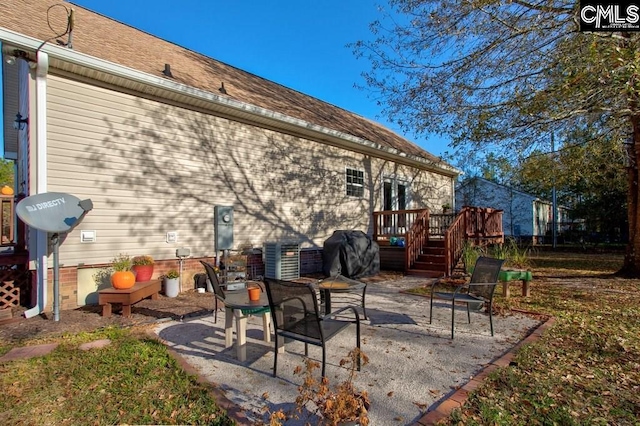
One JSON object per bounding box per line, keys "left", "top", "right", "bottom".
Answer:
{"left": 456, "top": 177, "right": 570, "bottom": 243}
{"left": 0, "top": 0, "right": 460, "bottom": 311}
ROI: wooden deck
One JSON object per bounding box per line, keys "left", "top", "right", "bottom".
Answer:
{"left": 374, "top": 206, "right": 504, "bottom": 277}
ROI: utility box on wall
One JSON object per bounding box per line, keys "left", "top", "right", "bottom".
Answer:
{"left": 214, "top": 205, "right": 234, "bottom": 251}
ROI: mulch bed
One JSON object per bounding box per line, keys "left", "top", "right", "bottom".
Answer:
{"left": 0, "top": 271, "right": 406, "bottom": 344}
{"left": 0, "top": 289, "right": 215, "bottom": 344}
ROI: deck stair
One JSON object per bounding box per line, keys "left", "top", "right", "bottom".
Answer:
{"left": 407, "top": 239, "right": 446, "bottom": 278}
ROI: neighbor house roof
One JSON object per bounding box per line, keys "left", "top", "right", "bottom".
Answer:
{"left": 0, "top": 0, "right": 458, "bottom": 176}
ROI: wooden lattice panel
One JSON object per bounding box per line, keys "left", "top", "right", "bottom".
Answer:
{"left": 0, "top": 280, "right": 19, "bottom": 309}
{"left": 0, "top": 265, "right": 31, "bottom": 306}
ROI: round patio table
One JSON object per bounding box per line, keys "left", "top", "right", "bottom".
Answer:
{"left": 318, "top": 276, "right": 368, "bottom": 319}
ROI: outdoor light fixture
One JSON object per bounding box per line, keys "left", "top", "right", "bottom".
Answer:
{"left": 4, "top": 49, "right": 29, "bottom": 66}
{"left": 13, "top": 113, "right": 28, "bottom": 130}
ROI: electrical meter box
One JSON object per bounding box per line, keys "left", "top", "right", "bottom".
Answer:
{"left": 214, "top": 205, "right": 234, "bottom": 251}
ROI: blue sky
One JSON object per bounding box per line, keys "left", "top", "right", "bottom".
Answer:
{"left": 2, "top": 0, "right": 452, "bottom": 158}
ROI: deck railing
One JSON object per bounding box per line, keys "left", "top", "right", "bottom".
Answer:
{"left": 1, "top": 195, "right": 15, "bottom": 247}
{"left": 444, "top": 211, "right": 467, "bottom": 276}
{"left": 405, "top": 209, "right": 430, "bottom": 271}
{"left": 461, "top": 206, "right": 504, "bottom": 246}
{"left": 429, "top": 213, "right": 456, "bottom": 236}
{"left": 372, "top": 209, "right": 429, "bottom": 242}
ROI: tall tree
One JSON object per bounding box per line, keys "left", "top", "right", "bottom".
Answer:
{"left": 514, "top": 133, "right": 627, "bottom": 240}
{"left": 353, "top": 1, "right": 640, "bottom": 274}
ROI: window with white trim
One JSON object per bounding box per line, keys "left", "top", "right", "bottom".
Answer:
{"left": 346, "top": 168, "right": 364, "bottom": 197}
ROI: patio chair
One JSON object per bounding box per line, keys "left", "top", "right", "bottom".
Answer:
{"left": 264, "top": 277, "right": 361, "bottom": 378}
{"left": 429, "top": 256, "right": 505, "bottom": 339}
{"left": 200, "top": 261, "right": 270, "bottom": 324}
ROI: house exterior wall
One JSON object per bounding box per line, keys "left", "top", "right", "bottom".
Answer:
{"left": 45, "top": 73, "right": 453, "bottom": 269}
{"left": 456, "top": 178, "right": 572, "bottom": 242}
{"left": 456, "top": 179, "right": 535, "bottom": 237}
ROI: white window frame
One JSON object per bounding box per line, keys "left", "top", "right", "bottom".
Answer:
{"left": 345, "top": 167, "right": 365, "bottom": 197}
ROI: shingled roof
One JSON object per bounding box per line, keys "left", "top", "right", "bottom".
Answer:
{"left": 1, "top": 0, "right": 455, "bottom": 173}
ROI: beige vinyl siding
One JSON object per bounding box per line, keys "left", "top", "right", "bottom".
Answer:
{"left": 45, "top": 74, "right": 454, "bottom": 267}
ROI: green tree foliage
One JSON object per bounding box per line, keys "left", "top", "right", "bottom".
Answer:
{"left": 514, "top": 132, "right": 627, "bottom": 241}
{"left": 353, "top": 1, "right": 640, "bottom": 273}
{"left": 0, "top": 158, "right": 14, "bottom": 187}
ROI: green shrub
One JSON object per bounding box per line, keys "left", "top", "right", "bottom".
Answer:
{"left": 462, "top": 241, "right": 483, "bottom": 273}
{"left": 111, "top": 253, "right": 132, "bottom": 272}
{"left": 132, "top": 255, "right": 154, "bottom": 266}
{"left": 163, "top": 269, "right": 179, "bottom": 279}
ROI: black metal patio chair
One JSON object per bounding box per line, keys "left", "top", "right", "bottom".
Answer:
{"left": 264, "top": 277, "right": 361, "bottom": 378}
{"left": 200, "top": 260, "right": 270, "bottom": 323}
{"left": 429, "top": 256, "right": 505, "bottom": 339}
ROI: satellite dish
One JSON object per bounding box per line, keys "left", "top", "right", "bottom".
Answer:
{"left": 16, "top": 192, "right": 93, "bottom": 233}
{"left": 16, "top": 192, "right": 93, "bottom": 322}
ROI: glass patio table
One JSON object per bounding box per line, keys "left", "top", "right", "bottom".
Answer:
{"left": 317, "top": 275, "right": 368, "bottom": 319}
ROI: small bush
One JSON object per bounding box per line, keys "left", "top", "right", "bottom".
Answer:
{"left": 132, "top": 255, "right": 154, "bottom": 266}
{"left": 163, "top": 269, "right": 179, "bottom": 279}
{"left": 111, "top": 253, "right": 132, "bottom": 272}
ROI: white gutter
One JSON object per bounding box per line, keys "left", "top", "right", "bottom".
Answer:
{"left": 23, "top": 50, "right": 49, "bottom": 319}
{"left": 0, "top": 27, "right": 461, "bottom": 176}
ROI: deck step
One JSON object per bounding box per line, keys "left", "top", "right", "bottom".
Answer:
{"left": 417, "top": 254, "right": 445, "bottom": 264}
{"left": 413, "top": 259, "right": 446, "bottom": 268}
{"left": 406, "top": 269, "right": 444, "bottom": 278}
{"left": 425, "top": 239, "right": 445, "bottom": 247}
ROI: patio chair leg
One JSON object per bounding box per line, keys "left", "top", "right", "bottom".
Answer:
{"left": 356, "top": 315, "right": 361, "bottom": 371}
{"left": 321, "top": 345, "right": 326, "bottom": 378}
{"left": 273, "top": 335, "right": 279, "bottom": 377}
{"left": 489, "top": 302, "right": 494, "bottom": 336}
{"left": 451, "top": 300, "right": 455, "bottom": 339}
{"left": 304, "top": 343, "right": 308, "bottom": 357}
{"left": 429, "top": 295, "right": 434, "bottom": 324}
{"left": 214, "top": 298, "right": 218, "bottom": 323}
{"left": 467, "top": 303, "right": 471, "bottom": 323}
{"left": 362, "top": 289, "right": 368, "bottom": 320}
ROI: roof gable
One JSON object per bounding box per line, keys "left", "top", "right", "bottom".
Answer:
{"left": 0, "top": 0, "right": 455, "bottom": 174}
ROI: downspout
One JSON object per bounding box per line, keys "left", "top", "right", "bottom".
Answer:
{"left": 23, "top": 51, "right": 49, "bottom": 319}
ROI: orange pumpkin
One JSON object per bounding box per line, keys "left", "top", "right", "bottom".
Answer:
{"left": 1, "top": 186, "right": 14, "bottom": 195}
{"left": 111, "top": 271, "right": 136, "bottom": 289}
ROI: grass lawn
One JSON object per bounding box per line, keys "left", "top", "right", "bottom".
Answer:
{"left": 436, "top": 251, "right": 640, "bottom": 425}
{"left": 0, "top": 327, "right": 234, "bottom": 425}
{"left": 0, "top": 250, "right": 637, "bottom": 425}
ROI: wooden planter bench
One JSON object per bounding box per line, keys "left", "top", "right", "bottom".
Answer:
{"left": 98, "top": 280, "right": 161, "bottom": 318}
{"left": 498, "top": 269, "right": 533, "bottom": 298}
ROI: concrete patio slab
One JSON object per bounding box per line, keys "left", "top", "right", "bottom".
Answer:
{"left": 154, "top": 277, "right": 542, "bottom": 425}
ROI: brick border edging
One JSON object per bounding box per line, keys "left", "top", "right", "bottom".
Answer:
{"left": 413, "top": 312, "right": 556, "bottom": 425}
{"left": 145, "top": 331, "right": 252, "bottom": 426}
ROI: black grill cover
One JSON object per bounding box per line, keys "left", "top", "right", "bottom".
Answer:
{"left": 322, "top": 230, "right": 380, "bottom": 278}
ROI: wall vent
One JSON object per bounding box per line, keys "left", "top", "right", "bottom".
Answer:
{"left": 264, "top": 242, "right": 300, "bottom": 280}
